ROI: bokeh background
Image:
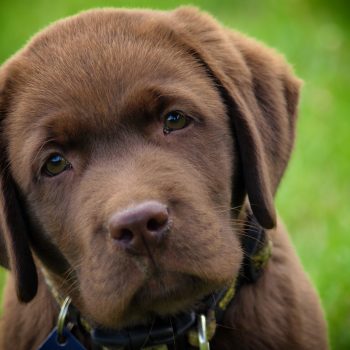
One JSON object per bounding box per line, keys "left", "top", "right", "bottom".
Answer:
{"left": 0, "top": 0, "right": 348, "bottom": 348}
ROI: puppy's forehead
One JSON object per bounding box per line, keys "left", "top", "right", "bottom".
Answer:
{"left": 9, "top": 9, "right": 219, "bottom": 136}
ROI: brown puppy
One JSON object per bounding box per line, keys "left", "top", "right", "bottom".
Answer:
{"left": 0, "top": 7, "right": 328, "bottom": 350}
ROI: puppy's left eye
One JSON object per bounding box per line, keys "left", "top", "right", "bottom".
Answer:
{"left": 163, "top": 111, "right": 192, "bottom": 134}
{"left": 43, "top": 154, "right": 71, "bottom": 177}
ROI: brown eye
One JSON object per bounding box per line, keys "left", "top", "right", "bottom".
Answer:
{"left": 43, "top": 154, "right": 71, "bottom": 177}
{"left": 163, "top": 111, "right": 191, "bottom": 134}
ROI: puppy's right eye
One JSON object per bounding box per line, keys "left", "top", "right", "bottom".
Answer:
{"left": 43, "top": 154, "right": 71, "bottom": 177}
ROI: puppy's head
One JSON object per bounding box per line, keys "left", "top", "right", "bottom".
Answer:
{"left": 0, "top": 7, "right": 301, "bottom": 328}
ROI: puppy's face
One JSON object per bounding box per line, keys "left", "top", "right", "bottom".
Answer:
{"left": 0, "top": 8, "right": 300, "bottom": 329}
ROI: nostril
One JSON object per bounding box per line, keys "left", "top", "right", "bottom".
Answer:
{"left": 147, "top": 216, "right": 167, "bottom": 231}
{"left": 118, "top": 228, "right": 134, "bottom": 244}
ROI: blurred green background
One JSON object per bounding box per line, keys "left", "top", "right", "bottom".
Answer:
{"left": 0, "top": 0, "right": 348, "bottom": 349}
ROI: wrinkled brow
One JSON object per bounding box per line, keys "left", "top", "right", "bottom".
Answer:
{"left": 33, "top": 84, "right": 209, "bottom": 148}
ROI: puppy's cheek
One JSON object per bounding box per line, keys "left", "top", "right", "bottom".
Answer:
{"left": 162, "top": 209, "right": 243, "bottom": 283}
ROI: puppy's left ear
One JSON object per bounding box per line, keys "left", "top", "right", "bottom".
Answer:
{"left": 171, "top": 8, "right": 302, "bottom": 229}
{"left": 0, "top": 60, "right": 38, "bottom": 302}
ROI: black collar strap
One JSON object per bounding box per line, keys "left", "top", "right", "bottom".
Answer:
{"left": 40, "top": 213, "right": 272, "bottom": 350}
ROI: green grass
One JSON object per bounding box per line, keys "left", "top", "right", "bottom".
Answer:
{"left": 0, "top": 0, "right": 349, "bottom": 348}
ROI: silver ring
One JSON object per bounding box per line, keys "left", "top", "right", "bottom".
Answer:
{"left": 57, "top": 297, "right": 72, "bottom": 343}
{"left": 198, "top": 314, "right": 210, "bottom": 350}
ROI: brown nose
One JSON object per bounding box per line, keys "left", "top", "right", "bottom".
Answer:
{"left": 109, "top": 201, "right": 169, "bottom": 253}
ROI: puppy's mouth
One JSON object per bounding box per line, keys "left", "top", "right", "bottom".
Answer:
{"left": 134, "top": 272, "right": 214, "bottom": 308}
{"left": 114, "top": 245, "right": 226, "bottom": 323}
{"left": 92, "top": 271, "right": 223, "bottom": 329}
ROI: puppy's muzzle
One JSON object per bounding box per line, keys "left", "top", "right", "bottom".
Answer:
{"left": 108, "top": 201, "right": 169, "bottom": 254}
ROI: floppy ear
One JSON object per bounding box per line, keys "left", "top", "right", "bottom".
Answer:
{"left": 171, "top": 8, "right": 302, "bottom": 229}
{"left": 0, "top": 61, "right": 38, "bottom": 302}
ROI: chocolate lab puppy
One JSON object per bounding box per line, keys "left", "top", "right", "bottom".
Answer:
{"left": 0, "top": 7, "right": 328, "bottom": 350}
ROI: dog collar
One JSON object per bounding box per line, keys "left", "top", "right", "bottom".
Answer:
{"left": 39, "top": 282, "right": 235, "bottom": 350}
{"left": 239, "top": 212, "right": 273, "bottom": 285}
{"left": 39, "top": 213, "right": 271, "bottom": 350}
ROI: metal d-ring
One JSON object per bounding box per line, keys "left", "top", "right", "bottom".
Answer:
{"left": 198, "top": 314, "right": 210, "bottom": 350}
{"left": 57, "top": 297, "right": 72, "bottom": 344}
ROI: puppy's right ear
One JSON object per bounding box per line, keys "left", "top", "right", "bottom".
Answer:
{"left": 0, "top": 60, "right": 38, "bottom": 302}
{"left": 171, "top": 7, "right": 301, "bottom": 229}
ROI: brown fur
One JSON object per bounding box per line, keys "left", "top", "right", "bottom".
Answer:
{"left": 0, "top": 7, "right": 328, "bottom": 349}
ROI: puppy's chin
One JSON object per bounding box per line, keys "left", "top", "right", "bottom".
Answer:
{"left": 131, "top": 273, "right": 220, "bottom": 315}
{"left": 81, "top": 273, "right": 225, "bottom": 330}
